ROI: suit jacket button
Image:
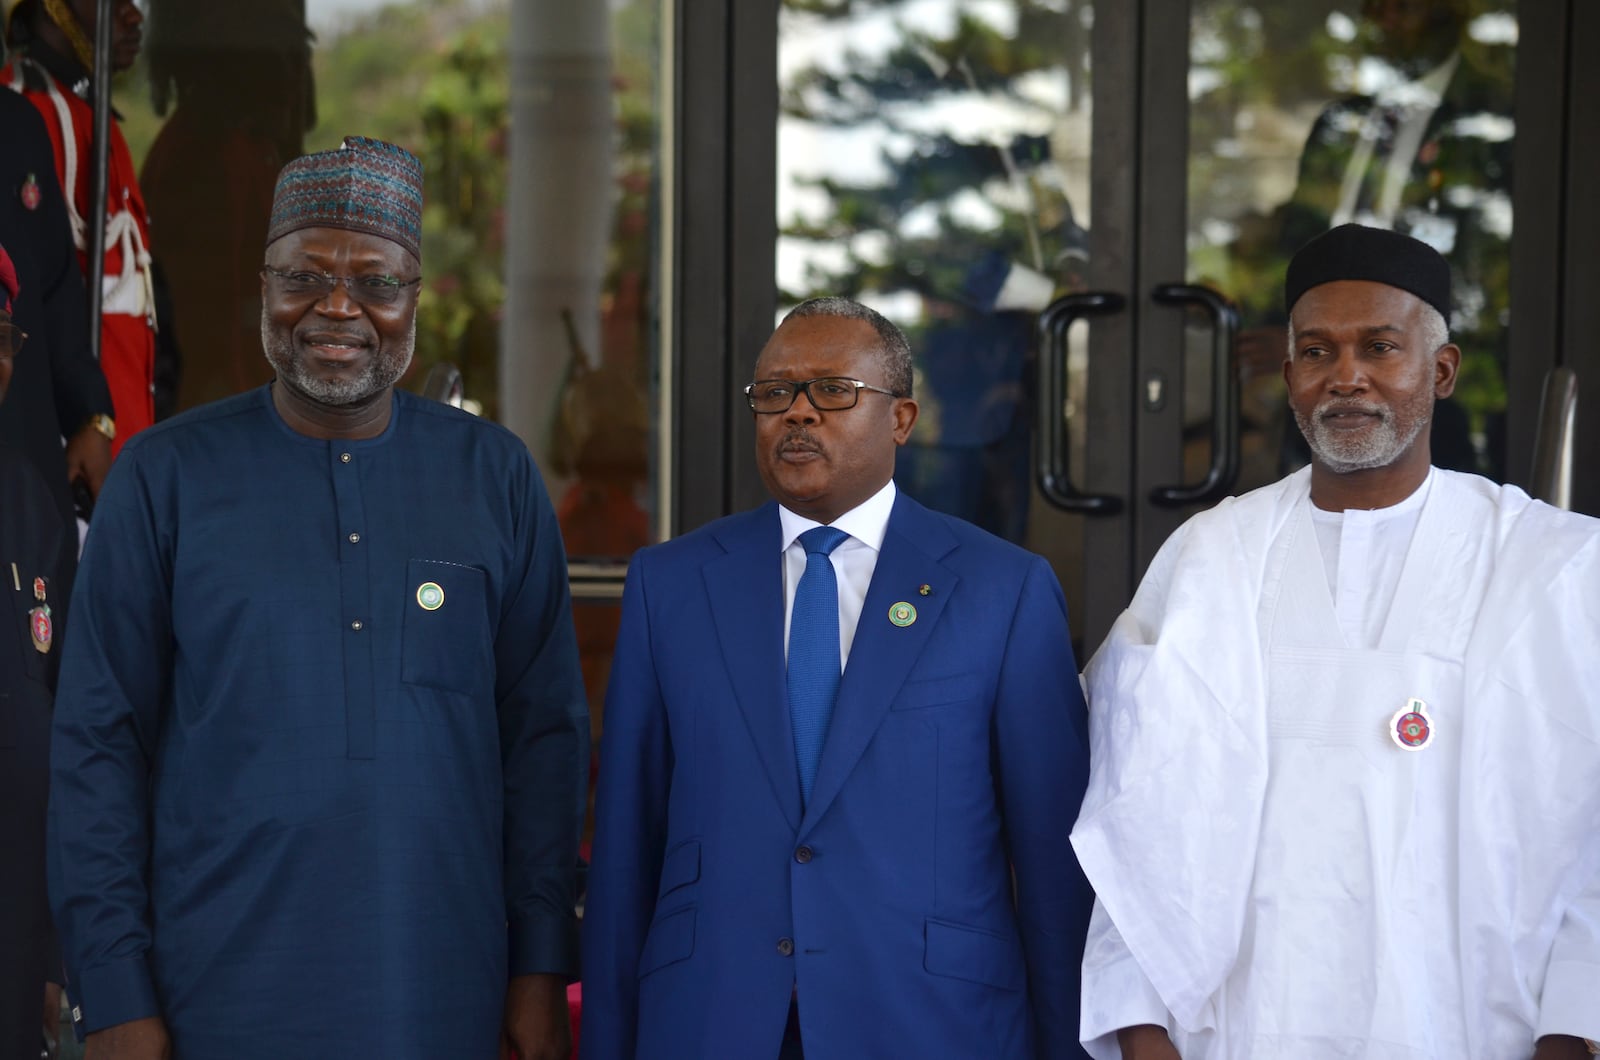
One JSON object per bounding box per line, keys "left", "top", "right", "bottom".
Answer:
{"left": 777, "top": 937, "right": 794, "bottom": 957}
{"left": 794, "top": 846, "right": 813, "bottom": 864}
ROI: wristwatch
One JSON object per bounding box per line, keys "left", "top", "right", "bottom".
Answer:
{"left": 85, "top": 413, "right": 115, "bottom": 442}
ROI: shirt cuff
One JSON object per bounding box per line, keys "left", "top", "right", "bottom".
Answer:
{"left": 509, "top": 915, "right": 580, "bottom": 981}
{"left": 1536, "top": 958, "right": 1600, "bottom": 1041}
{"left": 74, "top": 955, "right": 160, "bottom": 1034}
{"left": 1082, "top": 949, "right": 1172, "bottom": 1060}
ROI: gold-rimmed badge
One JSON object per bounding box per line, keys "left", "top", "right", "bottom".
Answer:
{"left": 888, "top": 601, "right": 917, "bottom": 627}
{"left": 416, "top": 581, "right": 445, "bottom": 611}
{"left": 1388, "top": 697, "right": 1433, "bottom": 751}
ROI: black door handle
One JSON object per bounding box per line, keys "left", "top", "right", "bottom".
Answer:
{"left": 1035, "top": 291, "right": 1126, "bottom": 515}
{"left": 1148, "top": 283, "right": 1240, "bottom": 507}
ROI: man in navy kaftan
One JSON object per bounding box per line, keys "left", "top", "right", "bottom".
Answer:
{"left": 47, "top": 137, "right": 588, "bottom": 1060}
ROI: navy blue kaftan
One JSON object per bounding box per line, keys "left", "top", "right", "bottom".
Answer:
{"left": 48, "top": 386, "right": 589, "bottom": 1057}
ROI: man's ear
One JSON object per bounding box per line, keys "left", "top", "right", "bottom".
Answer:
{"left": 1433, "top": 343, "right": 1461, "bottom": 399}
{"left": 891, "top": 397, "right": 918, "bottom": 444}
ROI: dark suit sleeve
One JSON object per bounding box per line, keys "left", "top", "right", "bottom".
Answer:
{"left": 993, "top": 557, "right": 1094, "bottom": 1059}
{"left": 11, "top": 102, "right": 113, "bottom": 436}
{"left": 580, "top": 555, "right": 673, "bottom": 1060}
{"left": 497, "top": 450, "right": 590, "bottom": 978}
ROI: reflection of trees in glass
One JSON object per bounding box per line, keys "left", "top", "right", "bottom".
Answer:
{"left": 779, "top": 0, "right": 1088, "bottom": 539}
{"left": 303, "top": 0, "right": 513, "bottom": 416}
{"left": 1187, "top": 2, "right": 1353, "bottom": 322}
{"left": 780, "top": 0, "right": 1089, "bottom": 320}
{"left": 120, "top": 0, "right": 660, "bottom": 424}
{"left": 1187, "top": 1, "right": 1517, "bottom": 475}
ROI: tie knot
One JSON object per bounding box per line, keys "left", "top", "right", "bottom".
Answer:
{"left": 799, "top": 525, "right": 849, "bottom": 557}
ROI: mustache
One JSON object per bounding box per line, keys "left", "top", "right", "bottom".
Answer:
{"left": 1314, "top": 399, "right": 1389, "bottom": 421}
{"left": 777, "top": 429, "right": 823, "bottom": 454}
{"left": 300, "top": 329, "right": 373, "bottom": 346}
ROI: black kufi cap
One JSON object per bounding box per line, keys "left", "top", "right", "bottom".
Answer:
{"left": 1285, "top": 223, "right": 1451, "bottom": 319}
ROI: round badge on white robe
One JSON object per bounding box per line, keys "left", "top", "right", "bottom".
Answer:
{"left": 1388, "top": 697, "right": 1433, "bottom": 751}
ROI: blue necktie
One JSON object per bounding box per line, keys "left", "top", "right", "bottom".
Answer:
{"left": 788, "top": 525, "right": 849, "bottom": 807}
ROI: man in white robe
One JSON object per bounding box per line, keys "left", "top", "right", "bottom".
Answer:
{"left": 1071, "top": 224, "right": 1600, "bottom": 1060}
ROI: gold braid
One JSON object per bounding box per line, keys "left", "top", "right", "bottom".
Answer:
{"left": 40, "top": 0, "right": 97, "bottom": 74}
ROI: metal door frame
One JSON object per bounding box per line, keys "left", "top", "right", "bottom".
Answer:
{"left": 1560, "top": 0, "right": 1599, "bottom": 514}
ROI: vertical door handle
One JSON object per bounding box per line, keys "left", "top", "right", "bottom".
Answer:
{"left": 1148, "top": 283, "right": 1240, "bottom": 507}
{"left": 1035, "top": 291, "right": 1126, "bottom": 515}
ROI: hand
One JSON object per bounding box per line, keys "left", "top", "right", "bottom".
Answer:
{"left": 64, "top": 423, "right": 113, "bottom": 499}
{"left": 500, "top": 973, "right": 572, "bottom": 1060}
{"left": 1118, "top": 1023, "right": 1181, "bottom": 1060}
{"left": 42, "top": 983, "right": 61, "bottom": 1054}
{"left": 83, "top": 1016, "right": 171, "bottom": 1060}
{"left": 1532, "top": 1035, "right": 1592, "bottom": 1060}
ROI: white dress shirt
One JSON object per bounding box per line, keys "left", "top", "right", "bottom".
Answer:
{"left": 778, "top": 479, "right": 897, "bottom": 669}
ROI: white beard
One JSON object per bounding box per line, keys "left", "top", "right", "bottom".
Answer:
{"left": 262, "top": 315, "right": 416, "bottom": 407}
{"left": 1294, "top": 397, "right": 1430, "bottom": 473}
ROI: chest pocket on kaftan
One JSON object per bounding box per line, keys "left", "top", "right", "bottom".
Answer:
{"left": 401, "top": 558, "right": 494, "bottom": 695}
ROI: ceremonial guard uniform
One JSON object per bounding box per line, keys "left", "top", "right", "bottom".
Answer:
{"left": 3, "top": 19, "right": 157, "bottom": 452}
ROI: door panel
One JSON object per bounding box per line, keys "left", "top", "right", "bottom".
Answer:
{"left": 763, "top": 0, "right": 1574, "bottom": 657}
{"left": 1168, "top": 0, "right": 1520, "bottom": 512}
{"left": 772, "top": 0, "right": 1135, "bottom": 654}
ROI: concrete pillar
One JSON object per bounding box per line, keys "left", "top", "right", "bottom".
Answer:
{"left": 500, "top": 0, "right": 614, "bottom": 485}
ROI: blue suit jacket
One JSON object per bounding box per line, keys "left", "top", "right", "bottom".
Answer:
{"left": 582, "top": 492, "right": 1093, "bottom": 1059}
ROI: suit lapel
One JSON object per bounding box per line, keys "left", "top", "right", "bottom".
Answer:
{"left": 702, "top": 504, "right": 803, "bottom": 832}
{"left": 802, "top": 495, "right": 959, "bottom": 835}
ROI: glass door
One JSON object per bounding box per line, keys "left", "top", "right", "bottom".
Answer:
{"left": 773, "top": 0, "right": 1135, "bottom": 656}
{"left": 768, "top": 0, "right": 1570, "bottom": 654}
{"left": 1131, "top": 0, "right": 1526, "bottom": 570}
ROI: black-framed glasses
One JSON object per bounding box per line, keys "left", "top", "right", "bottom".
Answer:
{"left": 744, "top": 377, "right": 901, "bottom": 413}
{"left": 261, "top": 265, "right": 422, "bottom": 308}
{"left": 0, "top": 322, "right": 26, "bottom": 363}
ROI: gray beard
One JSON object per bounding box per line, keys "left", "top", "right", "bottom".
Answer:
{"left": 1294, "top": 398, "right": 1429, "bottom": 473}
{"left": 262, "top": 316, "right": 415, "bottom": 407}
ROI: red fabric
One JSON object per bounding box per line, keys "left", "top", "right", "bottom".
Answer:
{"left": 0, "top": 240, "right": 17, "bottom": 311}
{"left": 97, "top": 311, "right": 154, "bottom": 448}
{"left": 3, "top": 63, "right": 157, "bottom": 453}
{"left": 567, "top": 982, "right": 582, "bottom": 1060}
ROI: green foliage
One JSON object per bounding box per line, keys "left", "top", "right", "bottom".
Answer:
{"left": 779, "top": 0, "right": 1085, "bottom": 311}
{"left": 113, "top": 0, "right": 662, "bottom": 426}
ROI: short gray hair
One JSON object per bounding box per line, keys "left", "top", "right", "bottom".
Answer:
{"left": 783, "top": 296, "right": 914, "bottom": 398}
{"left": 1287, "top": 303, "right": 1449, "bottom": 359}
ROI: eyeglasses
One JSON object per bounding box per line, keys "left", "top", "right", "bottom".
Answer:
{"left": 261, "top": 265, "right": 422, "bottom": 308}
{"left": 744, "top": 376, "right": 902, "bottom": 414}
{"left": 0, "top": 322, "right": 26, "bottom": 363}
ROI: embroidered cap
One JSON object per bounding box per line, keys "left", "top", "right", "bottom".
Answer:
{"left": 1285, "top": 223, "right": 1451, "bottom": 320}
{"left": 0, "top": 240, "right": 18, "bottom": 314}
{"left": 266, "top": 136, "right": 424, "bottom": 261}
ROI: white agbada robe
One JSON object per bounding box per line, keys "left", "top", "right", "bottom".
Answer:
{"left": 1072, "top": 467, "right": 1600, "bottom": 1059}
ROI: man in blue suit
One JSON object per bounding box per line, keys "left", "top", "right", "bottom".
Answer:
{"left": 582, "top": 296, "right": 1094, "bottom": 1058}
